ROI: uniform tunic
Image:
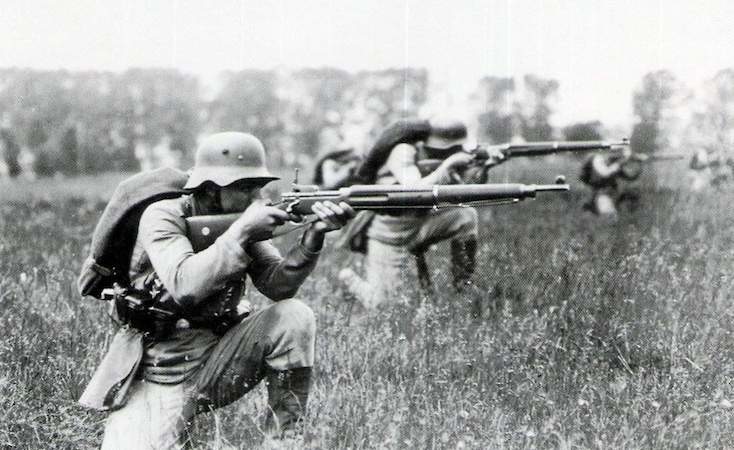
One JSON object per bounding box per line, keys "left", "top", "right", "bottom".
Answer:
{"left": 342, "top": 143, "right": 478, "bottom": 308}
{"left": 80, "top": 196, "right": 321, "bottom": 449}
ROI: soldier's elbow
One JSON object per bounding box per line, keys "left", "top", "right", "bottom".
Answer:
{"left": 170, "top": 289, "right": 199, "bottom": 309}
{"left": 168, "top": 280, "right": 207, "bottom": 309}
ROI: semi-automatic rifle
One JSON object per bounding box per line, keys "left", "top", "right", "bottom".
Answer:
{"left": 186, "top": 182, "right": 569, "bottom": 252}
{"left": 417, "top": 139, "right": 630, "bottom": 175}
{"left": 613, "top": 152, "right": 686, "bottom": 179}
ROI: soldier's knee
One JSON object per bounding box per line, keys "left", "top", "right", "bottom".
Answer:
{"left": 457, "top": 207, "right": 478, "bottom": 222}
{"left": 269, "top": 299, "right": 316, "bottom": 335}
{"left": 455, "top": 208, "right": 479, "bottom": 235}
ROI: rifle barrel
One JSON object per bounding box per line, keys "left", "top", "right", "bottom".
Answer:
{"left": 494, "top": 140, "right": 628, "bottom": 157}
{"left": 530, "top": 184, "right": 571, "bottom": 193}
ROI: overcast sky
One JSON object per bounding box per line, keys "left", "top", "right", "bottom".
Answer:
{"left": 2, "top": 0, "right": 733, "bottom": 129}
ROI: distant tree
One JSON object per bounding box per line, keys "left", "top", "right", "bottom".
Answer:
{"left": 26, "top": 117, "right": 57, "bottom": 176}
{"left": 116, "top": 69, "right": 202, "bottom": 170}
{"left": 350, "top": 68, "right": 429, "bottom": 143}
{"left": 33, "top": 147, "right": 56, "bottom": 177}
{"left": 59, "top": 125, "right": 79, "bottom": 175}
{"left": 209, "top": 70, "right": 282, "bottom": 145}
{"left": 562, "top": 121, "right": 604, "bottom": 141}
{"left": 630, "top": 70, "right": 683, "bottom": 154}
{"left": 285, "top": 68, "right": 354, "bottom": 162}
{"left": 26, "top": 117, "right": 48, "bottom": 149}
{"left": 0, "top": 129, "right": 22, "bottom": 177}
{"left": 475, "top": 77, "right": 515, "bottom": 143}
{"left": 520, "top": 74, "right": 559, "bottom": 141}
{"left": 684, "top": 68, "right": 734, "bottom": 157}
{"left": 475, "top": 75, "right": 559, "bottom": 143}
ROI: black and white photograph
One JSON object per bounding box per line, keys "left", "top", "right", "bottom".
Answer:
{"left": 1, "top": 1, "right": 733, "bottom": 448}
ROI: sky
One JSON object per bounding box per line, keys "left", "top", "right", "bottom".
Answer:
{"left": 1, "top": 0, "right": 733, "bottom": 129}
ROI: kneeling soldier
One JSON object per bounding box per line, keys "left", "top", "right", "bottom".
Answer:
{"left": 339, "top": 117, "right": 502, "bottom": 308}
{"left": 80, "top": 132, "right": 354, "bottom": 449}
{"left": 579, "top": 148, "right": 641, "bottom": 218}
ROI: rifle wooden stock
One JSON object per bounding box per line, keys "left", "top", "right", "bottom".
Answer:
{"left": 187, "top": 213, "right": 242, "bottom": 253}
{"left": 186, "top": 183, "right": 569, "bottom": 251}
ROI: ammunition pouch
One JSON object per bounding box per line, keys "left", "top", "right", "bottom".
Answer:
{"left": 103, "top": 283, "right": 182, "bottom": 337}
{"left": 103, "top": 281, "right": 250, "bottom": 337}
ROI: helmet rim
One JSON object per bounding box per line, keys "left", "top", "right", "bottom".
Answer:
{"left": 184, "top": 165, "right": 279, "bottom": 190}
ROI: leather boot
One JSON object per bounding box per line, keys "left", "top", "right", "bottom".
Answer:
{"left": 414, "top": 251, "right": 434, "bottom": 294}
{"left": 264, "top": 367, "right": 312, "bottom": 437}
{"left": 451, "top": 237, "right": 477, "bottom": 291}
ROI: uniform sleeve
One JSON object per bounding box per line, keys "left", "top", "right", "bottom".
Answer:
{"left": 591, "top": 155, "right": 618, "bottom": 178}
{"left": 246, "top": 238, "right": 321, "bottom": 301}
{"left": 461, "top": 165, "right": 491, "bottom": 184}
{"left": 384, "top": 144, "right": 421, "bottom": 184}
{"left": 138, "top": 202, "right": 252, "bottom": 308}
{"left": 385, "top": 144, "right": 451, "bottom": 185}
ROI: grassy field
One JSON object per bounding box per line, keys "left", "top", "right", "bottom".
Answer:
{"left": 1, "top": 161, "right": 733, "bottom": 449}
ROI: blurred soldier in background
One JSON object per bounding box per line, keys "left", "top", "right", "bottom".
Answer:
{"left": 708, "top": 149, "right": 734, "bottom": 188}
{"left": 311, "top": 142, "right": 361, "bottom": 189}
{"left": 688, "top": 146, "right": 734, "bottom": 190}
{"left": 688, "top": 147, "right": 714, "bottom": 191}
{"left": 579, "top": 148, "right": 642, "bottom": 218}
{"left": 81, "top": 132, "right": 354, "bottom": 449}
{"left": 338, "top": 117, "right": 504, "bottom": 309}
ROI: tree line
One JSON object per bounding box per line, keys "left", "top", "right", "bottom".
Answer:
{"left": 0, "top": 67, "right": 731, "bottom": 178}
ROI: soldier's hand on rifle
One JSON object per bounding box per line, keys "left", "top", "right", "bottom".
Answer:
{"left": 228, "top": 200, "right": 294, "bottom": 244}
{"left": 443, "top": 151, "right": 474, "bottom": 169}
{"left": 309, "top": 201, "right": 356, "bottom": 233}
{"left": 620, "top": 147, "right": 633, "bottom": 162}
{"left": 439, "top": 152, "right": 474, "bottom": 182}
{"left": 482, "top": 147, "right": 507, "bottom": 168}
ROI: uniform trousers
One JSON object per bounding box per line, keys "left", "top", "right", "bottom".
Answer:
{"left": 343, "top": 208, "right": 478, "bottom": 308}
{"left": 101, "top": 299, "right": 315, "bottom": 450}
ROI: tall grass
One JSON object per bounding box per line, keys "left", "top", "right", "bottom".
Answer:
{"left": 1, "top": 163, "right": 733, "bottom": 449}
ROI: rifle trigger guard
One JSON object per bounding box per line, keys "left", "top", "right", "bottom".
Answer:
{"left": 285, "top": 199, "right": 300, "bottom": 214}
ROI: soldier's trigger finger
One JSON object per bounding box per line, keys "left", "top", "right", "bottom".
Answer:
{"left": 268, "top": 209, "right": 292, "bottom": 226}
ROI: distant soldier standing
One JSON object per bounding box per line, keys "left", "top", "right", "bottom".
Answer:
{"left": 79, "top": 132, "right": 354, "bottom": 449}
{"left": 338, "top": 117, "right": 504, "bottom": 308}
{"left": 579, "top": 148, "right": 641, "bottom": 218}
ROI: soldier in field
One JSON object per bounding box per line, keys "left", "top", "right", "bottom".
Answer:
{"left": 579, "top": 148, "right": 642, "bottom": 219}
{"left": 79, "top": 132, "right": 354, "bottom": 449}
{"left": 337, "top": 117, "right": 504, "bottom": 309}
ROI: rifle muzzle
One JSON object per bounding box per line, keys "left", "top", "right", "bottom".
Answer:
{"left": 520, "top": 184, "right": 570, "bottom": 198}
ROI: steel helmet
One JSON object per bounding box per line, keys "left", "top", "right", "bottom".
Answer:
{"left": 184, "top": 132, "right": 279, "bottom": 190}
{"left": 426, "top": 117, "right": 468, "bottom": 149}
